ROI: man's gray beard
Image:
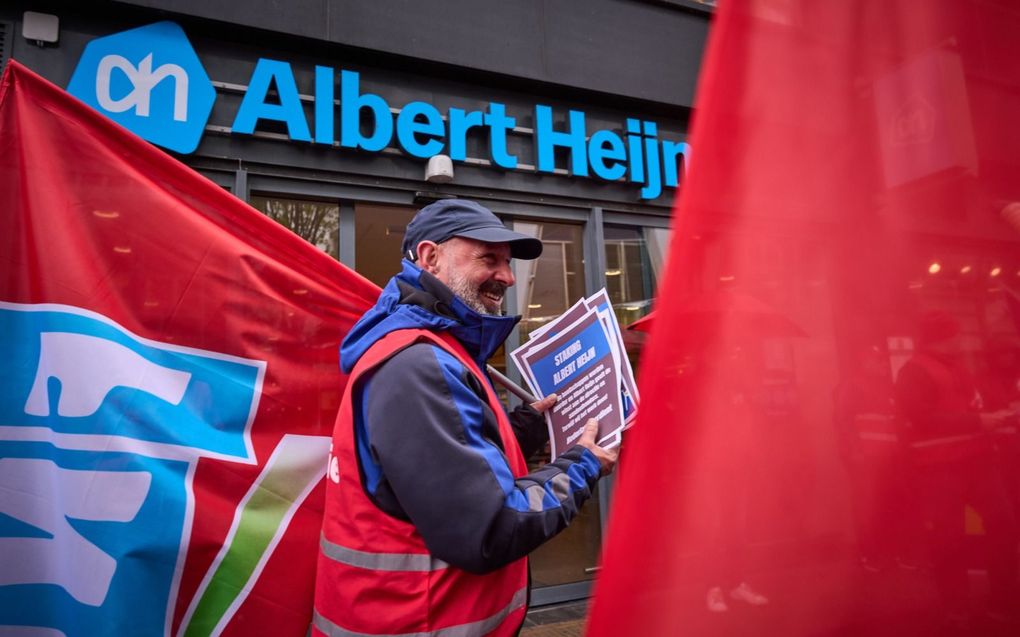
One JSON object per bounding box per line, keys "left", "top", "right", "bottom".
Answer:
{"left": 446, "top": 270, "right": 503, "bottom": 316}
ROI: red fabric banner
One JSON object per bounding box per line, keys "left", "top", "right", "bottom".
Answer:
{"left": 0, "top": 60, "right": 379, "bottom": 636}
{"left": 589, "top": 1, "right": 1020, "bottom": 635}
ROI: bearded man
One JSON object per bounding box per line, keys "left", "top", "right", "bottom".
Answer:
{"left": 313, "top": 199, "right": 617, "bottom": 637}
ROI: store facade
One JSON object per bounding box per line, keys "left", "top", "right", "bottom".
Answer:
{"left": 1, "top": 0, "right": 710, "bottom": 605}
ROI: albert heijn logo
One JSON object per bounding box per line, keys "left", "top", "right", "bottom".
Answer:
{"left": 68, "top": 21, "right": 215, "bottom": 154}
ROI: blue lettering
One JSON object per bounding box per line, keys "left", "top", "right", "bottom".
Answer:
{"left": 396, "top": 101, "right": 445, "bottom": 158}
{"left": 625, "top": 118, "right": 644, "bottom": 184}
{"left": 340, "top": 70, "right": 393, "bottom": 152}
{"left": 640, "top": 121, "right": 662, "bottom": 199}
{"left": 588, "top": 130, "right": 627, "bottom": 181}
{"left": 314, "top": 65, "right": 335, "bottom": 145}
{"left": 484, "top": 103, "right": 517, "bottom": 169}
{"left": 232, "top": 59, "right": 311, "bottom": 142}
{"left": 448, "top": 108, "right": 484, "bottom": 161}
{"left": 662, "top": 140, "right": 689, "bottom": 188}
{"left": 535, "top": 106, "right": 588, "bottom": 176}
{"left": 226, "top": 61, "right": 686, "bottom": 200}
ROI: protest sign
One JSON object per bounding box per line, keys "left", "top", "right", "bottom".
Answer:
{"left": 511, "top": 290, "right": 632, "bottom": 456}
{"left": 521, "top": 311, "right": 623, "bottom": 455}
{"left": 585, "top": 289, "right": 639, "bottom": 427}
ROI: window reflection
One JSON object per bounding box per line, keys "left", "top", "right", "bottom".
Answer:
{"left": 250, "top": 195, "right": 339, "bottom": 259}
{"left": 511, "top": 221, "right": 585, "bottom": 341}
{"left": 510, "top": 219, "right": 596, "bottom": 588}
{"left": 605, "top": 225, "right": 671, "bottom": 377}
{"left": 604, "top": 226, "right": 670, "bottom": 326}
{"left": 354, "top": 203, "right": 415, "bottom": 287}
{"left": 509, "top": 220, "right": 671, "bottom": 591}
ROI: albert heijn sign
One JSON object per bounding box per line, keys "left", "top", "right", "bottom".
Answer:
{"left": 69, "top": 21, "right": 688, "bottom": 200}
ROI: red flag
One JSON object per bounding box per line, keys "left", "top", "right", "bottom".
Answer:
{"left": 0, "top": 60, "right": 379, "bottom": 636}
{"left": 590, "top": 2, "right": 1020, "bottom": 635}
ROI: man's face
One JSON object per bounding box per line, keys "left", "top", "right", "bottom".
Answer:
{"left": 431, "top": 237, "right": 515, "bottom": 315}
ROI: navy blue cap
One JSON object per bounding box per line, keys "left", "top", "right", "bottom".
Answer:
{"left": 401, "top": 199, "right": 543, "bottom": 261}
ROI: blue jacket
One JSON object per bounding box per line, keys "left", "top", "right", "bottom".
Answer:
{"left": 340, "top": 259, "right": 601, "bottom": 574}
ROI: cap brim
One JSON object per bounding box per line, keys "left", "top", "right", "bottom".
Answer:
{"left": 456, "top": 227, "right": 544, "bottom": 260}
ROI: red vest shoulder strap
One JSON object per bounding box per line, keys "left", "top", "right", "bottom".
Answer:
{"left": 351, "top": 328, "right": 528, "bottom": 478}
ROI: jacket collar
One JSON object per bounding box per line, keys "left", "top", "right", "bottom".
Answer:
{"left": 340, "top": 260, "right": 519, "bottom": 372}
{"left": 402, "top": 261, "right": 520, "bottom": 366}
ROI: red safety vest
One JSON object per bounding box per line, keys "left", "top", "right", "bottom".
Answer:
{"left": 906, "top": 352, "right": 991, "bottom": 466}
{"left": 313, "top": 329, "right": 529, "bottom": 637}
{"left": 853, "top": 412, "right": 901, "bottom": 459}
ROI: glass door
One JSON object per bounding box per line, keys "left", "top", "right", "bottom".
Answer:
{"left": 352, "top": 203, "right": 416, "bottom": 287}
{"left": 509, "top": 220, "right": 606, "bottom": 592}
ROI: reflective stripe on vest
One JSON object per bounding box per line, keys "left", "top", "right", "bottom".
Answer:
{"left": 312, "top": 587, "right": 528, "bottom": 637}
{"left": 320, "top": 533, "right": 449, "bottom": 572}
{"left": 911, "top": 433, "right": 981, "bottom": 449}
{"left": 854, "top": 413, "right": 899, "bottom": 442}
{"left": 859, "top": 432, "right": 898, "bottom": 442}
{"left": 909, "top": 432, "right": 992, "bottom": 465}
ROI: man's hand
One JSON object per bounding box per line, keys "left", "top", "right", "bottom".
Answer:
{"left": 531, "top": 393, "right": 558, "bottom": 413}
{"left": 576, "top": 419, "right": 619, "bottom": 477}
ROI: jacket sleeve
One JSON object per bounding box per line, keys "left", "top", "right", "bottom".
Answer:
{"left": 506, "top": 402, "right": 550, "bottom": 461}
{"left": 359, "top": 343, "right": 601, "bottom": 574}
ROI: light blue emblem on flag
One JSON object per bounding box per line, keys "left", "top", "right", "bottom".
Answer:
{"left": 0, "top": 303, "right": 263, "bottom": 637}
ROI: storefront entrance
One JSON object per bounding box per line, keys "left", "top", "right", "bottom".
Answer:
{"left": 249, "top": 190, "right": 669, "bottom": 604}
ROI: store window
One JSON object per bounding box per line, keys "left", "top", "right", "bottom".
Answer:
{"left": 511, "top": 221, "right": 586, "bottom": 341}
{"left": 604, "top": 226, "right": 670, "bottom": 326}
{"left": 508, "top": 219, "right": 600, "bottom": 589}
{"left": 505, "top": 220, "right": 673, "bottom": 592}
{"left": 250, "top": 195, "right": 339, "bottom": 259}
{"left": 603, "top": 225, "right": 671, "bottom": 378}
{"left": 353, "top": 202, "right": 416, "bottom": 288}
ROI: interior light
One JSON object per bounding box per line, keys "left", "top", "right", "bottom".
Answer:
{"left": 605, "top": 269, "right": 622, "bottom": 276}
{"left": 113, "top": 246, "right": 132, "bottom": 254}
{"left": 928, "top": 262, "right": 941, "bottom": 274}
{"left": 623, "top": 305, "right": 643, "bottom": 311}
{"left": 719, "top": 275, "right": 735, "bottom": 282}
{"left": 93, "top": 210, "right": 120, "bottom": 219}
{"left": 527, "top": 303, "right": 542, "bottom": 309}
{"left": 991, "top": 267, "right": 1002, "bottom": 277}
{"left": 960, "top": 265, "right": 972, "bottom": 274}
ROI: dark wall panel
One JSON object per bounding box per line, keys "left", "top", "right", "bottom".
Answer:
{"left": 114, "top": 0, "right": 708, "bottom": 107}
